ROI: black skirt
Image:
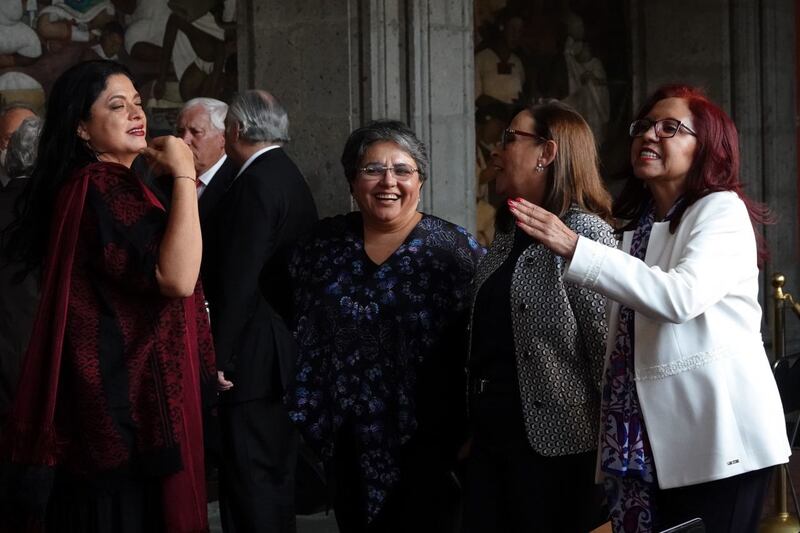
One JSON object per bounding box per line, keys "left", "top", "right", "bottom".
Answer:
{"left": 45, "top": 469, "right": 164, "bottom": 533}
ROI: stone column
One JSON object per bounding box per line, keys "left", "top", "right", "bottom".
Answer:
{"left": 238, "top": 1, "right": 364, "bottom": 217}
{"left": 406, "top": 1, "right": 475, "bottom": 230}
{"left": 239, "top": 0, "right": 476, "bottom": 231}
{"left": 631, "top": 0, "right": 798, "bottom": 353}
{"left": 757, "top": 0, "right": 799, "bottom": 353}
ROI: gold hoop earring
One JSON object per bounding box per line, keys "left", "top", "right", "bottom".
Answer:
{"left": 81, "top": 138, "right": 100, "bottom": 161}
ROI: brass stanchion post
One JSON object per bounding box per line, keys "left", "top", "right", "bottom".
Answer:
{"left": 760, "top": 273, "right": 800, "bottom": 533}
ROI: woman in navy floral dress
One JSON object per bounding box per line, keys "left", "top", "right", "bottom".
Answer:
{"left": 284, "top": 120, "right": 484, "bottom": 532}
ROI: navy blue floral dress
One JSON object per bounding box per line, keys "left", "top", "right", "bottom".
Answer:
{"left": 284, "top": 212, "right": 484, "bottom": 521}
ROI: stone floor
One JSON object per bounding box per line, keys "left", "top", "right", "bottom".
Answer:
{"left": 207, "top": 502, "right": 339, "bottom": 533}
{"left": 208, "top": 441, "right": 800, "bottom": 533}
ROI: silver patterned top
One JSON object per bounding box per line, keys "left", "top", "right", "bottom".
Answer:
{"left": 468, "top": 207, "right": 618, "bottom": 456}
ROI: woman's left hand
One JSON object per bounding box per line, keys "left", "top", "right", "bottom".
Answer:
{"left": 140, "top": 136, "right": 196, "bottom": 179}
{"left": 508, "top": 197, "right": 579, "bottom": 259}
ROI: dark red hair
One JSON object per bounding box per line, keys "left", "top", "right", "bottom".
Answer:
{"left": 614, "top": 84, "right": 773, "bottom": 267}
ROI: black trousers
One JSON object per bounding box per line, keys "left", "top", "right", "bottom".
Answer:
{"left": 653, "top": 466, "right": 773, "bottom": 533}
{"left": 218, "top": 398, "right": 299, "bottom": 533}
{"left": 462, "top": 389, "right": 604, "bottom": 533}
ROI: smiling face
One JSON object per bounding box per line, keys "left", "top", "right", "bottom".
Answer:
{"left": 631, "top": 97, "right": 698, "bottom": 192}
{"left": 177, "top": 105, "right": 225, "bottom": 176}
{"left": 491, "top": 110, "right": 548, "bottom": 203}
{"left": 351, "top": 141, "right": 422, "bottom": 228}
{"left": 77, "top": 74, "right": 146, "bottom": 168}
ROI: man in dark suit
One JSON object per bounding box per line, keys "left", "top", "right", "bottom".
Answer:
{"left": 204, "top": 90, "right": 318, "bottom": 532}
{"left": 175, "top": 98, "right": 237, "bottom": 477}
{"left": 175, "top": 97, "right": 238, "bottom": 227}
{"left": 0, "top": 104, "right": 36, "bottom": 187}
{"left": 0, "top": 115, "right": 40, "bottom": 432}
{"left": 137, "top": 98, "right": 237, "bottom": 220}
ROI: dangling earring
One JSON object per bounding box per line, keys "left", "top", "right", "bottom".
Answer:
{"left": 79, "top": 133, "right": 100, "bottom": 161}
{"left": 84, "top": 140, "right": 100, "bottom": 160}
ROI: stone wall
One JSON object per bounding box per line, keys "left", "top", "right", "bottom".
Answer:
{"left": 238, "top": 0, "right": 476, "bottom": 231}
{"left": 631, "top": 0, "right": 798, "bottom": 354}
{"left": 238, "top": 0, "right": 798, "bottom": 351}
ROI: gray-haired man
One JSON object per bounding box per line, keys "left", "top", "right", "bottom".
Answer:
{"left": 176, "top": 97, "right": 237, "bottom": 220}
{"left": 202, "top": 90, "right": 318, "bottom": 532}
{"left": 0, "top": 116, "right": 42, "bottom": 431}
{"left": 0, "top": 103, "right": 36, "bottom": 187}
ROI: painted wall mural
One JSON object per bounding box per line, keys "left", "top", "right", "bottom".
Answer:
{"left": 473, "top": 0, "right": 632, "bottom": 245}
{"left": 0, "top": 0, "right": 237, "bottom": 134}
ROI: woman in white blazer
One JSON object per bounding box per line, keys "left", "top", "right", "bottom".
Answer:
{"left": 508, "top": 84, "right": 790, "bottom": 533}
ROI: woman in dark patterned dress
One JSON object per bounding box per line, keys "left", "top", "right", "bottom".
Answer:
{"left": 284, "top": 120, "right": 484, "bottom": 532}
{"left": 463, "top": 101, "right": 616, "bottom": 532}
{"left": 0, "top": 60, "right": 214, "bottom": 532}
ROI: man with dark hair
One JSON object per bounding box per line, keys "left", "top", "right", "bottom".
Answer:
{"left": 204, "top": 89, "right": 318, "bottom": 532}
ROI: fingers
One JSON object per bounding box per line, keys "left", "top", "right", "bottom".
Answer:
{"left": 507, "top": 198, "right": 543, "bottom": 230}
{"left": 508, "top": 197, "right": 561, "bottom": 228}
{"left": 148, "top": 136, "right": 169, "bottom": 148}
{"left": 217, "top": 370, "right": 234, "bottom": 391}
{"left": 508, "top": 197, "right": 549, "bottom": 220}
{"left": 140, "top": 136, "right": 195, "bottom": 177}
{"left": 506, "top": 197, "right": 579, "bottom": 258}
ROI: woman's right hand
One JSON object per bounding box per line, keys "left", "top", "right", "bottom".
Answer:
{"left": 140, "top": 135, "right": 196, "bottom": 179}
{"left": 508, "top": 197, "right": 579, "bottom": 259}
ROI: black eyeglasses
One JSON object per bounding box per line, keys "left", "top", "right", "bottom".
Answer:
{"left": 500, "top": 128, "right": 548, "bottom": 149}
{"left": 358, "top": 164, "right": 419, "bottom": 181}
{"left": 629, "top": 118, "right": 697, "bottom": 139}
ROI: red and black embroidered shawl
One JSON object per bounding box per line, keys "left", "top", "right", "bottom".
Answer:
{"left": 2, "top": 162, "right": 215, "bottom": 532}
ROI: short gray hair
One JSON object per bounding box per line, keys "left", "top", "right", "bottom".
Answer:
{"left": 340, "top": 120, "right": 429, "bottom": 184}
{"left": 6, "top": 116, "right": 42, "bottom": 178}
{"left": 180, "top": 97, "right": 228, "bottom": 132}
{"left": 0, "top": 102, "right": 36, "bottom": 118}
{"left": 227, "top": 90, "right": 289, "bottom": 144}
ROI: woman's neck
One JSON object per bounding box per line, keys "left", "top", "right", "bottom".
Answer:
{"left": 362, "top": 211, "right": 422, "bottom": 264}
{"left": 649, "top": 183, "right": 684, "bottom": 220}
{"left": 97, "top": 152, "right": 136, "bottom": 168}
{"left": 362, "top": 211, "right": 422, "bottom": 242}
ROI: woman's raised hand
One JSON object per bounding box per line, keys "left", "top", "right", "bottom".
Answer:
{"left": 140, "top": 135, "right": 196, "bottom": 179}
{"left": 507, "top": 197, "right": 579, "bottom": 259}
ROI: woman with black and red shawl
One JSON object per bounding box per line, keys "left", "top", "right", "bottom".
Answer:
{"left": 0, "top": 60, "right": 215, "bottom": 532}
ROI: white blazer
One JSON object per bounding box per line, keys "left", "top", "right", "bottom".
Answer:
{"left": 566, "top": 191, "right": 790, "bottom": 489}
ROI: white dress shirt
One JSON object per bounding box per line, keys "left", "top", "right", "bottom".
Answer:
{"left": 234, "top": 145, "right": 280, "bottom": 180}
{"left": 196, "top": 154, "right": 227, "bottom": 198}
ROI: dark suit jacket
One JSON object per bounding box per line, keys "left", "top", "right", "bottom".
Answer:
{"left": 137, "top": 155, "right": 237, "bottom": 217}
{"left": 199, "top": 157, "right": 237, "bottom": 286}
{"left": 0, "top": 178, "right": 39, "bottom": 426}
{"left": 204, "top": 147, "right": 318, "bottom": 403}
{"left": 199, "top": 156, "right": 238, "bottom": 224}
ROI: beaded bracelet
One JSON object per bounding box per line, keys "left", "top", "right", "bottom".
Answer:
{"left": 174, "top": 175, "right": 198, "bottom": 183}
